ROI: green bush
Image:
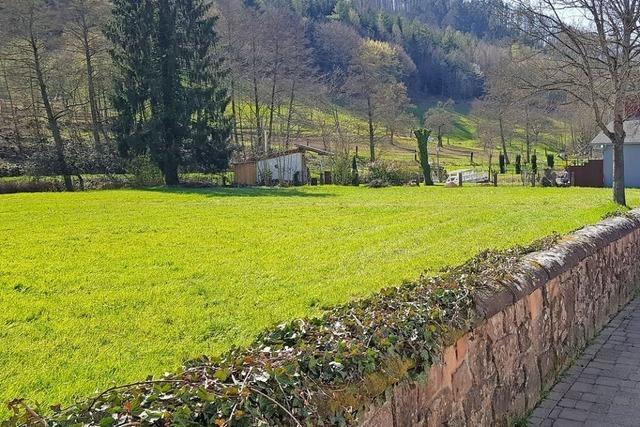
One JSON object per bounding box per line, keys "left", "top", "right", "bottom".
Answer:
{"left": 366, "top": 178, "right": 388, "bottom": 188}
{"left": 127, "top": 155, "right": 164, "bottom": 187}
{"left": 332, "top": 153, "right": 355, "bottom": 185}
{"left": 0, "top": 179, "right": 64, "bottom": 194}
{"left": 366, "top": 160, "right": 412, "bottom": 185}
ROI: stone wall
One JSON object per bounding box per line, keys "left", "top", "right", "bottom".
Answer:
{"left": 361, "top": 211, "right": 640, "bottom": 427}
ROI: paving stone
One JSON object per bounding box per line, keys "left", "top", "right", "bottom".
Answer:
{"left": 532, "top": 406, "right": 554, "bottom": 419}
{"left": 595, "top": 376, "right": 620, "bottom": 387}
{"left": 549, "top": 407, "right": 563, "bottom": 419}
{"left": 590, "top": 402, "right": 611, "bottom": 413}
{"left": 552, "top": 418, "right": 584, "bottom": 427}
{"left": 593, "top": 384, "right": 618, "bottom": 395}
{"left": 528, "top": 416, "right": 544, "bottom": 426}
{"left": 558, "top": 408, "right": 589, "bottom": 422}
{"left": 574, "top": 401, "right": 593, "bottom": 411}
{"left": 548, "top": 390, "right": 566, "bottom": 401}
{"left": 558, "top": 398, "right": 577, "bottom": 408}
{"left": 564, "top": 390, "right": 582, "bottom": 400}
{"left": 570, "top": 382, "right": 593, "bottom": 393}
{"left": 528, "top": 299, "right": 640, "bottom": 426}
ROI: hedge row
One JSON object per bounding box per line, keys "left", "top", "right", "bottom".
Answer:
{"left": 5, "top": 236, "right": 560, "bottom": 427}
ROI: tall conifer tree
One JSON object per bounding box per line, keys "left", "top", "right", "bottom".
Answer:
{"left": 107, "top": 0, "right": 232, "bottom": 185}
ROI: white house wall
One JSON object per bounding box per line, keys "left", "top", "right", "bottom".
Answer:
{"left": 603, "top": 145, "right": 640, "bottom": 188}
{"left": 257, "top": 152, "right": 305, "bottom": 183}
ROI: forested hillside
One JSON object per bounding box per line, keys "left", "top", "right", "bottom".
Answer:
{"left": 0, "top": 0, "right": 595, "bottom": 184}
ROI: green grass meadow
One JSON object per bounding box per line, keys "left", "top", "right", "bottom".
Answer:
{"left": 0, "top": 186, "right": 636, "bottom": 414}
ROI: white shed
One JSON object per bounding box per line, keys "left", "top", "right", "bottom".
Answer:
{"left": 257, "top": 150, "right": 306, "bottom": 184}
{"left": 233, "top": 144, "right": 334, "bottom": 186}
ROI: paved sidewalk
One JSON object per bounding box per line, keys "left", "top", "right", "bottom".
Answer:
{"left": 529, "top": 298, "right": 640, "bottom": 427}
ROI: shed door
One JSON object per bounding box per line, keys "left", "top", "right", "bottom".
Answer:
{"left": 235, "top": 163, "right": 257, "bottom": 185}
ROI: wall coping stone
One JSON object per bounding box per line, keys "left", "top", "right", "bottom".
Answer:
{"left": 474, "top": 209, "right": 640, "bottom": 321}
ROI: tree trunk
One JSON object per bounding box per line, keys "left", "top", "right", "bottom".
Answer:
{"left": 163, "top": 162, "right": 180, "bottom": 186}
{"left": 31, "top": 35, "right": 73, "bottom": 191}
{"left": 332, "top": 106, "right": 344, "bottom": 144}
{"left": 285, "top": 80, "right": 295, "bottom": 148}
{"left": 238, "top": 102, "right": 245, "bottom": 155}
{"left": 28, "top": 68, "right": 41, "bottom": 140}
{"left": 499, "top": 117, "right": 509, "bottom": 164}
{"left": 414, "top": 129, "right": 433, "bottom": 185}
{"left": 367, "top": 96, "right": 375, "bottom": 162}
{"left": 251, "top": 38, "right": 262, "bottom": 153}
{"left": 230, "top": 79, "right": 239, "bottom": 148}
{"left": 80, "top": 18, "right": 103, "bottom": 154}
{"left": 157, "top": 0, "right": 180, "bottom": 187}
{"left": 1, "top": 59, "right": 23, "bottom": 154}
{"left": 612, "top": 117, "right": 626, "bottom": 205}
{"left": 525, "top": 108, "right": 531, "bottom": 163}
{"left": 267, "top": 41, "right": 280, "bottom": 152}
{"left": 437, "top": 125, "right": 443, "bottom": 147}
{"left": 612, "top": 142, "right": 626, "bottom": 205}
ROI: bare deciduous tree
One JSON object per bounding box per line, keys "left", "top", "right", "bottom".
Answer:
{"left": 424, "top": 99, "right": 455, "bottom": 147}
{"left": 1, "top": 0, "right": 74, "bottom": 190}
{"left": 65, "top": 0, "right": 111, "bottom": 154}
{"left": 344, "top": 39, "right": 415, "bottom": 162}
{"left": 517, "top": 0, "right": 640, "bottom": 205}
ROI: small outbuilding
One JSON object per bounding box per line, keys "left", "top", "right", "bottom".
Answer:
{"left": 566, "top": 160, "right": 603, "bottom": 187}
{"left": 591, "top": 119, "right": 640, "bottom": 188}
{"left": 233, "top": 143, "right": 333, "bottom": 186}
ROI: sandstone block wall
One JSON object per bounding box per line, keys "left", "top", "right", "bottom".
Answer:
{"left": 362, "top": 211, "right": 640, "bottom": 426}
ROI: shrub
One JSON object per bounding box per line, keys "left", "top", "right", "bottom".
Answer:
{"left": 366, "top": 178, "right": 388, "bottom": 188}
{"left": 366, "top": 160, "right": 411, "bottom": 185}
{"left": 499, "top": 153, "right": 506, "bottom": 174}
{"left": 546, "top": 154, "right": 554, "bottom": 168}
{"left": 515, "top": 154, "right": 522, "bottom": 175}
{"left": 531, "top": 154, "right": 538, "bottom": 174}
{"left": 128, "top": 155, "right": 164, "bottom": 187}
{"left": 0, "top": 179, "right": 64, "bottom": 194}
{"left": 0, "top": 160, "right": 23, "bottom": 177}
{"left": 332, "top": 153, "right": 354, "bottom": 185}
{"left": 258, "top": 167, "right": 273, "bottom": 186}
{"left": 431, "top": 164, "right": 448, "bottom": 182}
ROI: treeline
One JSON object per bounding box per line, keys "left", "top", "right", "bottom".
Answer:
{"left": 277, "top": 0, "right": 520, "bottom": 99}
{"left": 214, "top": 0, "right": 523, "bottom": 161}
{"left": 0, "top": 0, "right": 232, "bottom": 186}
{"left": 0, "top": 0, "right": 549, "bottom": 186}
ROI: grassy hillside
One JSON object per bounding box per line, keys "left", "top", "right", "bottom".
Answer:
{"left": 232, "top": 98, "right": 567, "bottom": 175}
{"left": 0, "top": 186, "right": 636, "bottom": 415}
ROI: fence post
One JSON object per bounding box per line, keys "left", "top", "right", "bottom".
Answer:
{"left": 457, "top": 172, "right": 463, "bottom": 187}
